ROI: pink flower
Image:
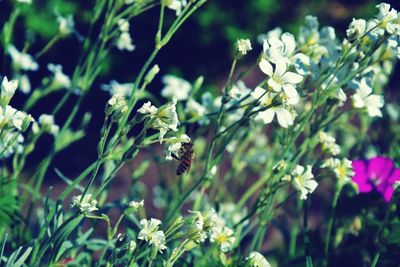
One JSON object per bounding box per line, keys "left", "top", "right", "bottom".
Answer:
{"left": 352, "top": 157, "right": 400, "bottom": 202}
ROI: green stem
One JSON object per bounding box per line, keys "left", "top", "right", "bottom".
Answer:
{"left": 324, "top": 185, "right": 341, "bottom": 258}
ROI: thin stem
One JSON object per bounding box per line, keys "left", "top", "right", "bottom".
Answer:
{"left": 324, "top": 185, "right": 341, "bottom": 258}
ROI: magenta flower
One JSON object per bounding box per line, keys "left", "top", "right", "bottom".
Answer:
{"left": 352, "top": 157, "right": 400, "bottom": 202}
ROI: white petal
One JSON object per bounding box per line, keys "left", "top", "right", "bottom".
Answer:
{"left": 251, "top": 86, "right": 267, "bottom": 100}
{"left": 281, "top": 32, "right": 296, "bottom": 54}
{"left": 365, "top": 95, "right": 384, "bottom": 109}
{"left": 275, "top": 108, "right": 294, "bottom": 128}
{"left": 282, "top": 71, "right": 303, "bottom": 84}
{"left": 282, "top": 84, "right": 300, "bottom": 105}
{"left": 268, "top": 78, "right": 282, "bottom": 92}
{"left": 259, "top": 58, "right": 273, "bottom": 76}
{"left": 274, "top": 59, "right": 287, "bottom": 77}
{"left": 352, "top": 93, "right": 365, "bottom": 108}
{"left": 257, "top": 109, "right": 275, "bottom": 124}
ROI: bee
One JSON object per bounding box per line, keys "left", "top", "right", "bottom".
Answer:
{"left": 171, "top": 142, "right": 194, "bottom": 175}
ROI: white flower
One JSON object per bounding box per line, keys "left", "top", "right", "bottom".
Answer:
{"left": 57, "top": 15, "right": 75, "bottom": 36}
{"left": 118, "top": 19, "right": 130, "bottom": 32}
{"left": 116, "top": 32, "right": 135, "bottom": 51}
{"left": 188, "top": 211, "right": 208, "bottom": 243}
{"left": 259, "top": 58, "right": 303, "bottom": 95}
{"left": 0, "top": 131, "right": 24, "bottom": 159}
{"left": 322, "top": 158, "right": 354, "bottom": 185}
{"left": 262, "top": 32, "right": 297, "bottom": 64}
{"left": 138, "top": 218, "right": 167, "bottom": 253}
{"left": 138, "top": 101, "right": 158, "bottom": 116}
{"left": 38, "top": 114, "right": 59, "bottom": 135}
{"left": 71, "top": 194, "right": 98, "bottom": 213}
{"left": 186, "top": 98, "right": 206, "bottom": 118}
{"left": 346, "top": 18, "right": 367, "bottom": 39}
{"left": 1, "top": 77, "right": 18, "bottom": 107}
{"left": 161, "top": 75, "right": 191, "bottom": 101}
{"left": 106, "top": 94, "right": 128, "bottom": 117}
{"left": 165, "top": 134, "right": 191, "bottom": 160}
{"left": 352, "top": 78, "right": 384, "bottom": 117}
{"left": 127, "top": 199, "right": 144, "bottom": 211}
{"left": 166, "top": 0, "right": 187, "bottom": 16}
{"left": 292, "top": 165, "right": 318, "bottom": 200}
{"left": 149, "top": 230, "right": 167, "bottom": 253}
{"left": 18, "top": 75, "right": 31, "bottom": 94}
{"left": 319, "top": 131, "right": 341, "bottom": 156}
{"left": 48, "top": 64, "right": 71, "bottom": 90}
{"left": 247, "top": 251, "right": 271, "bottom": 267}
{"left": 210, "top": 225, "right": 236, "bottom": 252}
{"left": 0, "top": 105, "right": 31, "bottom": 131}
{"left": 101, "top": 80, "right": 133, "bottom": 97}
{"left": 236, "top": 39, "right": 252, "bottom": 55}
{"left": 7, "top": 46, "right": 39, "bottom": 71}
{"left": 256, "top": 107, "right": 295, "bottom": 128}
{"left": 143, "top": 99, "right": 179, "bottom": 143}
{"left": 229, "top": 81, "right": 250, "bottom": 100}
{"left": 375, "top": 3, "right": 399, "bottom": 34}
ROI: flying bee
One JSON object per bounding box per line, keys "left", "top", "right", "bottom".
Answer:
{"left": 171, "top": 141, "right": 194, "bottom": 175}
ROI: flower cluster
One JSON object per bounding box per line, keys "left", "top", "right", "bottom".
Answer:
{"left": 138, "top": 218, "right": 167, "bottom": 253}
{"left": 116, "top": 19, "right": 135, "bottom": 51}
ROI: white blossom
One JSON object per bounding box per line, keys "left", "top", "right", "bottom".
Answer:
{"left": 292, "top": 165, "right": 318, "bottom": 200}
{"left": 101, "top": 80, "right": 133, "bottom": 97}
{"left": 346, "top": 18, "right": 367, "bottom": 40}
{"left": 322, "top": 158, "right": 355, "bottom": 185}
{"left": 210, "top": 225, "right": 236, "bottom": 252}
{"left": 138, "top": 218, "right": 167, "bottom": 253}
{"left": 138, "top": 101, "right": 159, "bottom": 116}
{"left": 161, "top": 75, "right": 191, "bottom": 101}
{"left": 8, "top": 45, "right": 39, "bottom": 71}
{"left": 236, "top": 39, "right": 252, "bottom": 55}
{"left": 57, "top": 15, "right": 75, "bottom": 36}
{"left": 247, "top": 251, "right": 271, "bottom": 267}
{"left": 71, "top": 194, "right": 98, "bottom": 213}
{"left": 352, "top": 78, "right": 384, "bottom": 117}
{"left": 118, "top": 19, "right": 130, "bottom": 32}
{"left": 116, "top": 32, "right": 135, "bottom": 51}
{"left": 127, "top": 199, "right": 144, "bottom": 211}
{"left": 48, "top": 64, "right": 71, "bottom": 90}
{"left": 1, "top": 77, "right": 18, "bottom": 107}
{"left": 375, "top": 3, "right": 399, "bottom": 34}
{"left": 166, "top": 0, "right": 187, "bottom": 16}
{"left": 259, "top": 58, "right": 303, "bottom": 96}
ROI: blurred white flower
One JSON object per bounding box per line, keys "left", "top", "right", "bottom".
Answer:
{"left": 16, "top": 0, "right": 32, "bottom": 3}
{"left": 161, "top": 75, "right": 191, "bottom": 101}
{"left": 229, "top": 81, "right": 250, "bottom": 100}
{"left": 57, "top": 15, "right": 75, "bottom": 36}
{"left": 18, "top": 75, "right": 31, "bottom": 94}
{"left": 138, "top": 101, "right": 158, "bottom": 116}
{"left": 0, "top": 105, "right": 32, "bottom": 131}
{"left": 166, "top": 0, "right": 187, "bottom": 16}
{"left": 101, "top": 80, "right": 133, "bottom": 97}
{"left": 292, "top": 165, "right": 317, "bottom": 200}
{"left": 1, "top": 77, "right": 18, "bottom": 107}
{"left": 71, "top": 194, "right": 98, "bottom": 213}
{"left": 186, "top": 98, "right": 206, "bottom": 119}
{"left": 322, "top": 158, "right": 354, "bottom": 185}
{"left": 34, "top": 114, "right": 59, "bottom": 135}
{"left": 127, "top": 199, "right": 144, "bottom": 211}
{"left": 48, "top": 64, "right": 71, "bottom": 90}
{"left": 247, "top": 251, "right": 271, "bottom": 267}
{"left": 138, "top": 218, "right": 167, "bottom": 253}
{"left": 210, "top": 225, "right": 236, "bottom": 252}
{"left": 118, "top": 19, "right": 130, "bottom": 32}
{"left": 106, "top": 94, "right": 128, "bottom": 119}
{"left": 236, "top": 39, "right": 252, "bottom": 55}
{"left": 375, "top": 3, "right": 399, "bottom": 34}
{"left": 352, "top": 78, "right": 384, "bottom": 117}
{"left": 346, "top": 18, "right": 367, "bottom": 40}
{"left": 319, "top": 131, "right": 341, "bottom": 156}
{"left": 8, "top": 45, "right": 39, "bottom": 71}
{"left": 116, "top": 32, "right": 135, "bottom": 51}
{"left": 256, "top": 107, "right": 295, "bottom": 128}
